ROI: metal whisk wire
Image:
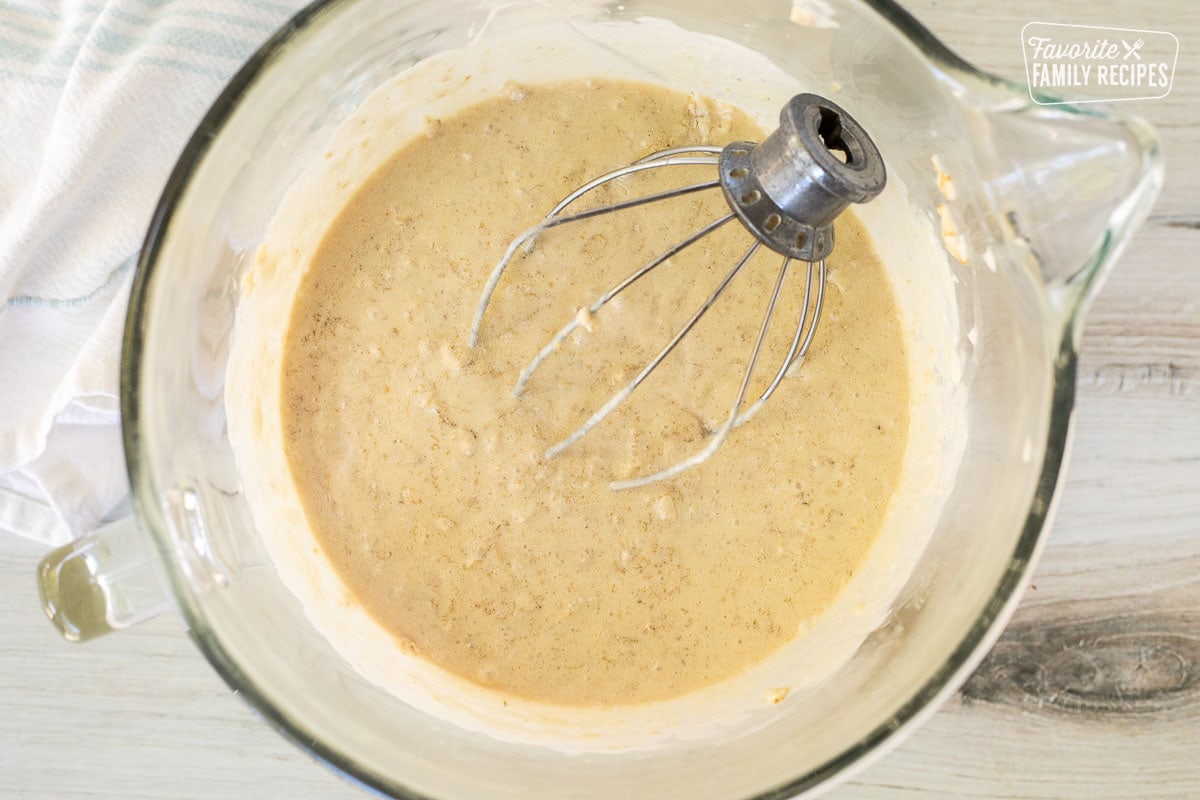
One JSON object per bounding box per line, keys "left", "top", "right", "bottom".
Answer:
{"left": 513, "top": 213, "right": 738, "bottom": 397}
{"left": 468, "top": 148, "right": 723, "bottom": 349}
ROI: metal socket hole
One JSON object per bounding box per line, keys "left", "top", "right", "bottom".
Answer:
{"left": 764, "top": 214, "right": 781, "bottom": 233}
{"left": 817, "top": 106, "right": 852, "bottom": 165}
{"left": 741, "top": 190, "right": 762, "bottom": 204}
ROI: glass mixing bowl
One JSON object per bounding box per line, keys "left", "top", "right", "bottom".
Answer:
{"left": 36, "top": 0, "right": 1161, "bottom": 797}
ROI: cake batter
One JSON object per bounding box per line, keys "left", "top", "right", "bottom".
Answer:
{"left": 278, "top": 79, "right": 910, "bottom": 706}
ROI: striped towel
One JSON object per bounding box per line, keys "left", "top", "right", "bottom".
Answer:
{"left": 0, "top": 0, "right": 306, "bottom": 546}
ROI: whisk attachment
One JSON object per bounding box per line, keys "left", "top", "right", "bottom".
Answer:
{"left": 469, "top": 93, "right": 885, "bottom": 488}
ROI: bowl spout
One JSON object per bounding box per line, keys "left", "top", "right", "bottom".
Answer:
{"left": 978, "top": 99, "right": 1162, "bottom": 325}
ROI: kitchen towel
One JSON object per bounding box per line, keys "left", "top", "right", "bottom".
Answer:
{"left": 0, "top": 0, "right": 307, "bottom": 546}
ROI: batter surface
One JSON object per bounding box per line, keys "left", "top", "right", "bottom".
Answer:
{"left": 280, "top": 79, "right": 910, "bottom": 706}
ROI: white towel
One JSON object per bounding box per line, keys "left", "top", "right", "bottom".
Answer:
{"left": 0, "top": 0, "right": 306, "bottom": 546}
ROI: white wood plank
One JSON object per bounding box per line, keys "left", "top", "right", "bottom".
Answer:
{"left": 0, "top": 538, "right": 358, "bottom": 800}
{"left": 835, "top": 536, "right": 1200, "bottom": 799}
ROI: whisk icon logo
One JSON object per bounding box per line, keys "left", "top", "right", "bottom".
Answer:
{"left": 1021, "top": 22, "right": 1178, "bottom": 104}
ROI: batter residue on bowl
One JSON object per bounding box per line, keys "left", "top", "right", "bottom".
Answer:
{"left": 278, "top": 78, "right": 909, "bottom": 706}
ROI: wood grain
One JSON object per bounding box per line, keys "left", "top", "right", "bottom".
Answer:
{"left": 2, "top": 1, "right": 1198, "bottom": 798}
{"left": 962, "top": 552, "right": 1200, "bottom": 719}
{"left": 835, "top": 538, "right": 1200, "bottom": 800}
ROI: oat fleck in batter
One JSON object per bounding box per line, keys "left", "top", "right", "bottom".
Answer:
{"left": 281, "top": 79, "right": 910, "bottom": 706}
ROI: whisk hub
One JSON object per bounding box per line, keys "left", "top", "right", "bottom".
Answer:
{"left": 719, "top": 93, "right": 885, "bottom": 261}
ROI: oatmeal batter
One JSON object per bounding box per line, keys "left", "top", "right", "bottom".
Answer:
{"left": 279, "top": 79, "right": 909, "bottom": 706}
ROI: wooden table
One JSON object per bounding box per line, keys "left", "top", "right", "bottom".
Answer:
{"left": 2, "top": 1, "right": 1196, "bottom": 797}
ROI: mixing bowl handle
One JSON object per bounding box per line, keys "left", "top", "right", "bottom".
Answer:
{"left": 36, "top": 514, "right": 171, "bottom": 642}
